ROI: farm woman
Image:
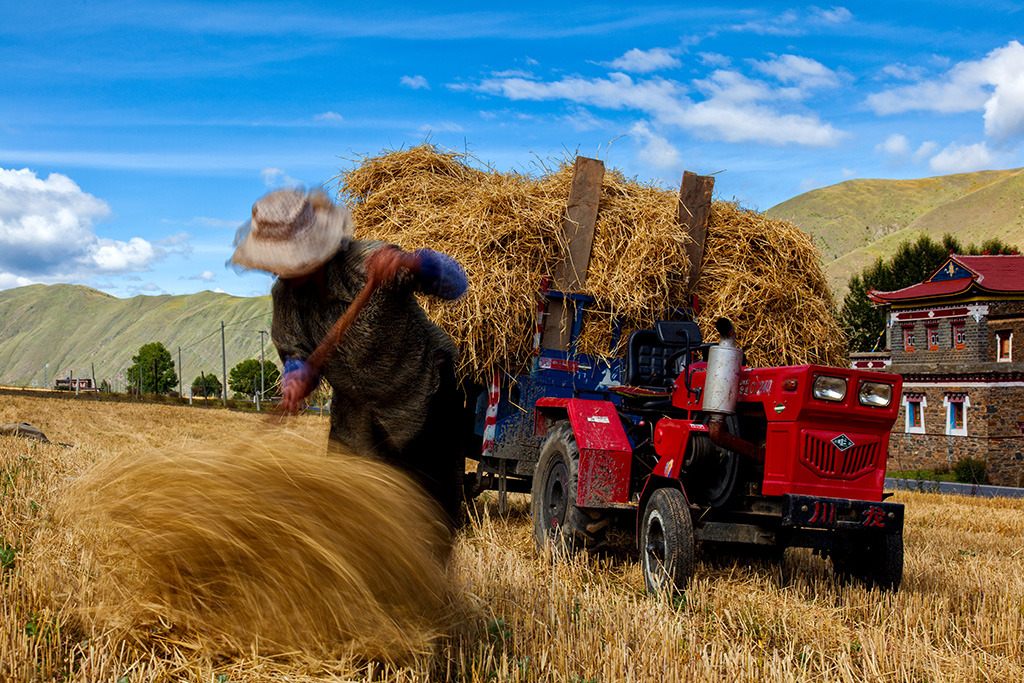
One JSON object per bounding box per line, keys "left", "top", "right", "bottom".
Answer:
{"left": 229, "top": 189, "right": 469, "bottom": 521}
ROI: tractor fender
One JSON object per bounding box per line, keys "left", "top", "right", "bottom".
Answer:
{"left": 651, "top": 419, "right": 709, "bottom": 479}
{"left": 534, "top": 397, "right": 632, "bottom": 507}
{"left": 636, "top": 475, "right": 692, "bottom": 543}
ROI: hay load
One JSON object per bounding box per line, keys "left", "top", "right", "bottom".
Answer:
{"left": 59, "top": 431, "right": 452, "bottom": 662}
{"left": 338, "top": 145, "right": 846, "bottom": 380}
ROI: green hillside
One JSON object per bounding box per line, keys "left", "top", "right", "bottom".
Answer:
{"left": 767, "top": 167, "right": 1024, "bottom": 294}
{"left": 0, "top": 284, "right": 273, "bottom": 391}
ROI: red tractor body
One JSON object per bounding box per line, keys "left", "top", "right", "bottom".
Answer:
{"left": 528, "top": 319, "right": 906, "bottom": 593}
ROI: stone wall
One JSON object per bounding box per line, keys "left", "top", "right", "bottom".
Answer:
{"left": 889, "top": 382, "right": 1024, "bottom": 486}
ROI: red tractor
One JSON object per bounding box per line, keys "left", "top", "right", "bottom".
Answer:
{"left": 523, "top": 317, "right": 905, "bottom": 593}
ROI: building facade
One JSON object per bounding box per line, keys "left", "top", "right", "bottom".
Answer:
{"left": 867, "top": 254, "right": 1024, "bottom": 487}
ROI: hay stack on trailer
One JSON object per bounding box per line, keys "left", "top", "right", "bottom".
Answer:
{"left": 337, "top": 145, "right": 846, "bottom": 381}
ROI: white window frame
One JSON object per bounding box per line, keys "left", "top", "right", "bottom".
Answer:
{"left": 903, "top": 394, "right": 926, "bottom": 434}
{"left": 943, "top": 394, "right": 969, "bottom": 437}
{"left": 996, "top": 330, "right": 1013, "bottom": 362}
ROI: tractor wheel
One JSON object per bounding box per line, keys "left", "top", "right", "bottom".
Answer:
{"left": 531, "top": 421, "right": 609, "bottom": 555}
{"left": 640, "top": 487, "right": 696, "bottom": 595}
{"left": 832, "top": 533, "right": 904, "bottom": 591}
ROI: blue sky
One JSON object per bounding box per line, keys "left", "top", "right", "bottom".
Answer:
{"left": 2, "top": 1, "right": 1023, "bottom": 297}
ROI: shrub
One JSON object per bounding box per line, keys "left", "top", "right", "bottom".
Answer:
{"left": 952, "top": 457, "right": 988, "bottom": 485}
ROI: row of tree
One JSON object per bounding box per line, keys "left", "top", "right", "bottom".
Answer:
{"left": 125, "top": 342, "right": 282, "bottom": 399}
{"left": 839, "top": 234, "right": 1018, "bottom": 352}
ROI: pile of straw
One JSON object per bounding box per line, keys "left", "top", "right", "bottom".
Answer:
{"left": 59, "top": 431, "right": 452, "bottom": 662}
{"left": 338, "top": 145, "right": 846, "bottom": 380}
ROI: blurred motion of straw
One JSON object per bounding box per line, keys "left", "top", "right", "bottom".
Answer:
{"left": 337, "top": 145, "right": 847, "bottom": 383}
{"left": 59, "top": 431, "right": 453, "bottom": 663}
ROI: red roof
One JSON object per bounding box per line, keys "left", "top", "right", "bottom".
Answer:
{"left": 954, "top": 254, "right": 1024, "bottom": 291}
{"left": 868, "top": 254, "right": 1024, "bottom": 303}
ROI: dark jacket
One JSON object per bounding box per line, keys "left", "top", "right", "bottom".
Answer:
{"left": 271, "top": 240, "right": 459, "bottom": 459}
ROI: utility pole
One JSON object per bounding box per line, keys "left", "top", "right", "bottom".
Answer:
{"left": 221, "top": 321, "right": 227, "bottom": 408}
{"left": 178, "top": 347, "right": 183, "bottom": 397}
{"left": 259, "top": 330, "right": 268, "bottom": 404}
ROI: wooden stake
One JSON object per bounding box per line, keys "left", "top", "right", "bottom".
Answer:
{"left": 678, "top": 171, "right": 715, "bottom": 293}
{"left": 541, "top": 156, "right": 605, "bottom": 351}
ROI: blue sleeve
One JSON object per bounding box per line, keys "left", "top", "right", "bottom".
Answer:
{"left": 283, "top": 356, "right": 318, "bottom": 381}
{"left": 413, "top": 248, "right": 468, "bottom": 300}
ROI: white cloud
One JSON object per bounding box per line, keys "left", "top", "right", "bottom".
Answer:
{"left": 813, "top": 7, "right": 854, "bottom": 24}
{"left": 878, "top": 133, "right": 911, "bottom": 156}
{"left": 730, "top": 6, "right": 853, "bottom": 36}
{"left": 181, "top": 269, "right": 216, "bottom": 281}
{"left": 156, "top": 231, "right": 190, "bottom": 246}
{"left": 605, "top": 47, "right": 681, "bottom": 73}
{"left": 929, "top": 142, "right": 996, "bottom": 174}
{"left": 418, "top": 121, "right": 464, "bottom": 133}
{"left": 752, "top": 54, "right": 840, "bottom": 90}
{"left": 400, "top": 75, "right": 430, "bottom": 90}
{"left": 0, "top": 273, "right": 35, "bottom": 289}
{"left": 313, "top": 111, "right": 344, "bottom": 122}
{"left": 189, "top": 216, "right": 239, "bottom": 228}
{"left": 89, "top": 237, "right": 158, "bottom": 272}
{"left": 260, "top": 167, "right": 301, "bottom": 187}
{"left": 880, "top": 63, "right": 927, "bottom": 81}
{"left": 490, "top": 69, "right": 535, "bottom": 79}
{"left": 630, "top": 122, "right": 681, "bottom": 170}
{"left": 474, "top": 68, "right": 843, "bottom": 147}
{"left": 0, "top": 167, "right": 163, "bottom": 289}
{"left": 868, "top": 41, "right": 1024, "bottom": 144}
{"left": 698, "top": 52, "right": 731, "bottom": 68}
{"left": 915, "top": 141, "right": 939, "bottom": 161}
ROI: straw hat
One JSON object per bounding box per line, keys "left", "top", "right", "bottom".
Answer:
{"left": 230, "top": 189, "right": 354, "bottom": 278}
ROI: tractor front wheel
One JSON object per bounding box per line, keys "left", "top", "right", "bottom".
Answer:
{"left": 640, "top": 487, "right": 696, "bottom": 595}
{"left": 531, "top": 421, "right": 609, "bottom": 555}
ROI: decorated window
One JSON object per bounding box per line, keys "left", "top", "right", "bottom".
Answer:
{"left": 951, "top": 321, "right": 966, "bottom": 350}
{"left": 997, "top": 331, "right": 1012, "bottom": 362}
{"left": 903, "top": 326, "right": 915, "bottom": 352}
{"left": 927, "top": 325, "right": 940, "bottom": 351}
{"left": 903, "top": 394, "right": 926, "bottom": 434}
{"left": 944, "top": 393, "right": 968, "bottom": 436}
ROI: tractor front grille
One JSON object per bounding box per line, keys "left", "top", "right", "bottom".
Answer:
{"left": 800, "top": 433, "right": 879, "bottom": 479}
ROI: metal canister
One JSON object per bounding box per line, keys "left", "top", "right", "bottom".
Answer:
{"left": 703, "top": 320, "right": 743, "bottom": 415}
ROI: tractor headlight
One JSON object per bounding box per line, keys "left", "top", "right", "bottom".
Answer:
{"left": 858, "top": 381, "right": 893, "bottom": 407}
{"left": 812, "top": 375, "right": 847, "bottom": 402}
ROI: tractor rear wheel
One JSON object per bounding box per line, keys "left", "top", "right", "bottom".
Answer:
{"left": 640, "top": 487, "right": 696, "bottom": 594}
{"left": 832, "top": 533, "right": 903, "bottom": 591}
{"left": 531, "top": 421, "right": 609, "bottom": 555}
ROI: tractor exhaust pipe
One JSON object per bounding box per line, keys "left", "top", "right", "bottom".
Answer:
{"left": 704, "top": 318, "right": 764, "bottom": 462}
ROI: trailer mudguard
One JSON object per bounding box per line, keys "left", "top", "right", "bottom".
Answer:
{"left": 535, "top": 397, "right": 632, "bottom": 506}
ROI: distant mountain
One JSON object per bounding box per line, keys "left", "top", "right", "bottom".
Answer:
{"left": 0, "top": 284, "right": 272, "bottom": 390}
{"left": 767, "top": 167, "right": 1024, "bottom": 296}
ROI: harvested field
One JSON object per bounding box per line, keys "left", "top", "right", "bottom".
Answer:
{"left": 337, "top": 145, "right": 848, "bottom": 381}
{"left": 3, "top": 394, "right": 1024, "bottom": 682}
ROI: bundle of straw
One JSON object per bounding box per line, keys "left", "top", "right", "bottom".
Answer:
{"left": 59, "top": 431, "right": 452, "bottom": 662}
{"left": 338, "top": 145, "right": 846, "bottom": 381}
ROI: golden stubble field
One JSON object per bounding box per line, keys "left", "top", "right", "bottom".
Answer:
{"left": 2, "top": 392, "right": 1023, "bottom": 682}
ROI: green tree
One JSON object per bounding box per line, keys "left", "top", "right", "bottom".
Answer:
{"left": 228, "top": 359, "right": 281, "bottom": 398}
{"left": 126, "top": 342, "right": 178, "bottom": 394}
{"left": 840, "top": 234, "right": 1018, "bottom": 352}
{"left": 190, "top": 372, "right": 222, "bottom": 399}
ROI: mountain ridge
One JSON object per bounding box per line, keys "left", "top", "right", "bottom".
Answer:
{"left": 0, "top": 283, "right": 273, "bottom": 390}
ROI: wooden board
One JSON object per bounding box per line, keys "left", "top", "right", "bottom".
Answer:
{"left": 678, "top": 171, "right": 715, "bottom": 292}
{"left": 541, "top": 156, "right": 605, "bottom": 351}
